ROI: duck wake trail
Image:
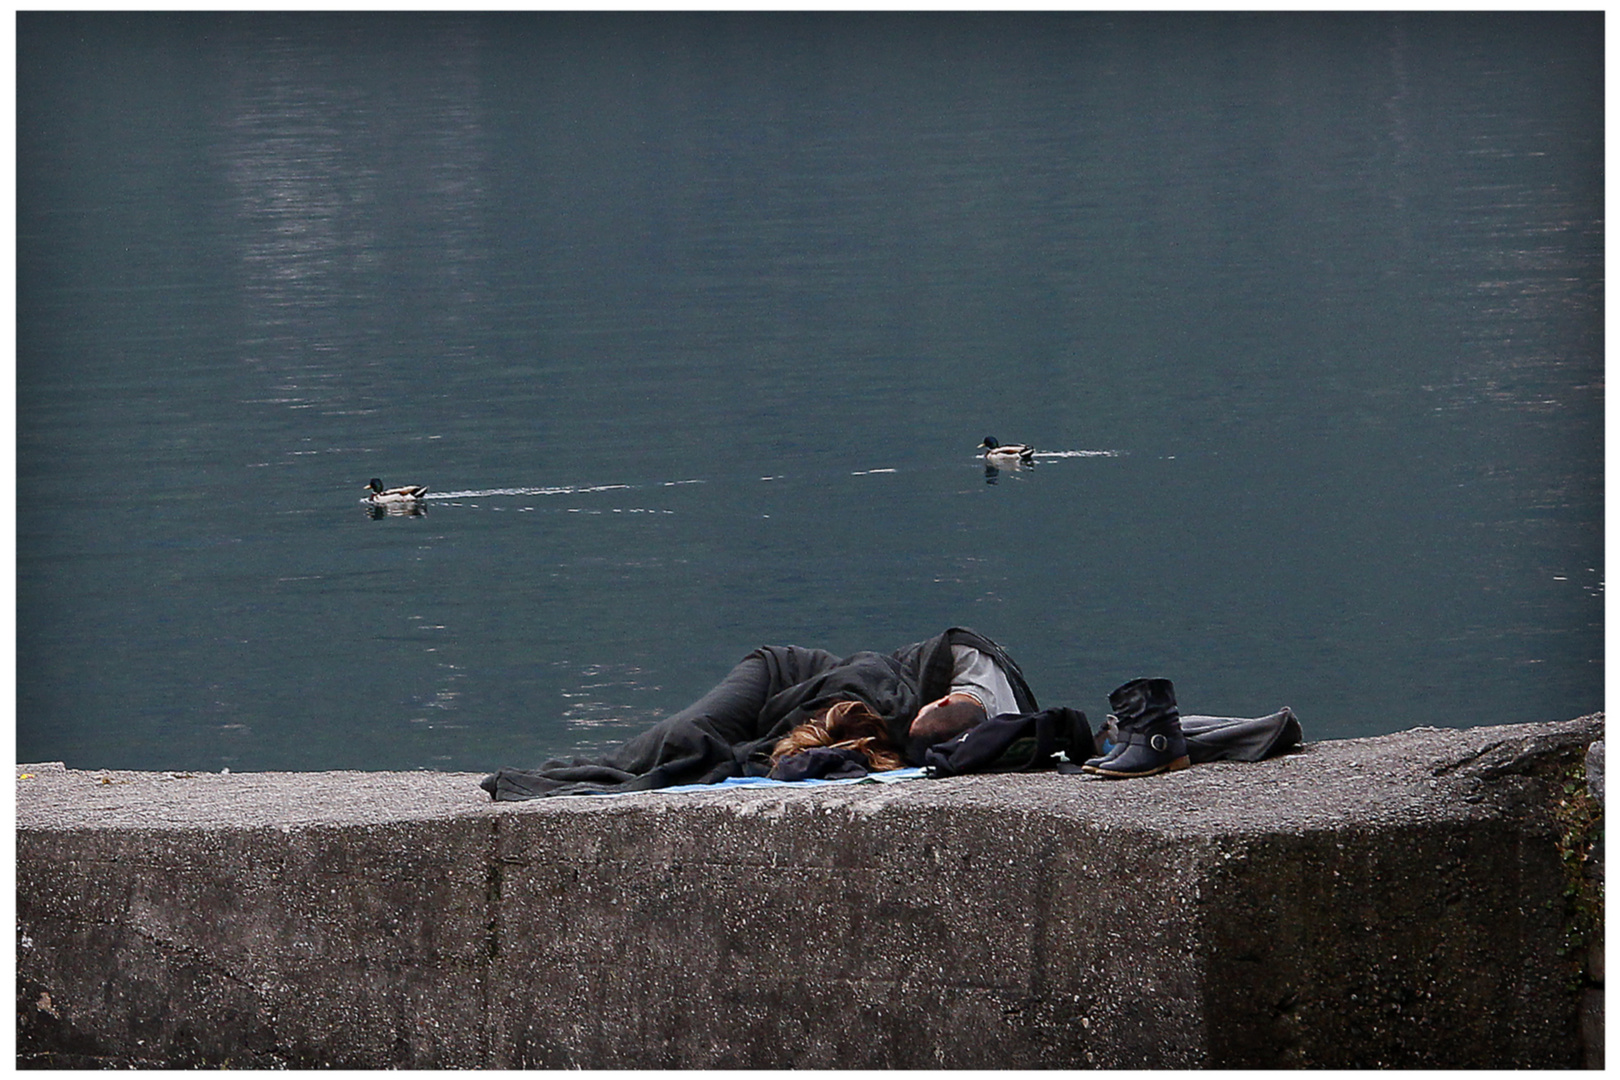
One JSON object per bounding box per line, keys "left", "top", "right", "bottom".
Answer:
{"left": 422, "top": 480, "right": 704, "bottom": 500}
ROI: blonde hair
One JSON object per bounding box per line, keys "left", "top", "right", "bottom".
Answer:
{"left": 771, "top": 700, "right": 906, "bottom": 772}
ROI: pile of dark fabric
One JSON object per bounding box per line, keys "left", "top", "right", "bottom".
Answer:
{"left": 922, "top": 707, "right": 1093, "bottom": 777}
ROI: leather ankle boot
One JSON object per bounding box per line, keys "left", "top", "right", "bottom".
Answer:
{"left": 1093, "top": 677, "right": 1190, "bottom": 779}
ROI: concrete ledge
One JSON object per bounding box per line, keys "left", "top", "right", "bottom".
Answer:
{"left": 16, "top": 715, "right": 1603, "bottom": 1068}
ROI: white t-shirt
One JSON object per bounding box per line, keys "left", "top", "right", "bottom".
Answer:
{"left": 948, "top": 644, "right": 1019, "bottom": 719}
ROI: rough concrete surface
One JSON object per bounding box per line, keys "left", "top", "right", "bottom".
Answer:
{"left": 16, "top": 714, "right": 1603, "bottom": 1068}
{"left": 1583, "top": 739, "right": 1606, "bottom": 1070}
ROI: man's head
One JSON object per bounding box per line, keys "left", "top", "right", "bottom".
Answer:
{"left": 909, "top": 692, "right": 988, "bottom": 743}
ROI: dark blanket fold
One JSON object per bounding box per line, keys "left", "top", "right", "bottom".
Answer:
{"left": 1180, "top": 708, "right": 1304, "bottom": 763}
{"left": 767, "top": 746, "right": 875, "bottom": 782}
{"left": 480, "top": 627, "right": 1037, "bottom": 800}
{"left": 923, "top": 707, "right": 1094, "bottom": 778}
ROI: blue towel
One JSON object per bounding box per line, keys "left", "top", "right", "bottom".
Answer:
{"left": 584, "top": 766, "right": 928, "bottom": 797}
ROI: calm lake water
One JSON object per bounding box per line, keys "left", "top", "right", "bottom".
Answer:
{"left": 18, "top": 12, "right": 1603, "bottom": 773}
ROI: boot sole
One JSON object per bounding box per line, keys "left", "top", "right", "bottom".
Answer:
{"left": 1094, "top": 755, "right": 1191, "bottom": 779}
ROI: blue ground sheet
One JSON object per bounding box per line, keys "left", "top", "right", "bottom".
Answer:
{"left": 588, "top": 766, "right": 929, "bottom": 796}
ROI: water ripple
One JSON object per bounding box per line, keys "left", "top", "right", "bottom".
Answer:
{"left": 1030, "top": 449, "right": 1123, "bottom": 459}
{"left": 425, "top": 484, "right": 633, "bottom": 499}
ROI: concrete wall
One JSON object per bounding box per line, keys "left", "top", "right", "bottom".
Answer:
{"left": 1581, "top": 738, "right": 1605, "bottom": 1068}
{"left": 16, "top": 715, "right": 1603, "bottom": 1068}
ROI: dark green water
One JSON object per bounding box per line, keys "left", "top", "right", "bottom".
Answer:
{"left": 18, "top": 12, "right": 1603, "bottom": 772}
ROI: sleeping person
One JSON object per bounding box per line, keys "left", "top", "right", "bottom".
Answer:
{"left": 480, "top": 627, "right": 1035, "bottom": 800}
{"left": 478, "top": 626, "right": 1302, "bottom": 800}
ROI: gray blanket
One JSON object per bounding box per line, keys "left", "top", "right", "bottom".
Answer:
{"left": 1180, "top": 709, "right": 1304, "bottom": 763}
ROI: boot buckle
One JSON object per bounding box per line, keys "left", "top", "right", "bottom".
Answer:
{"left": 1150, "top": 733, "right": 1168, "bottom": 752}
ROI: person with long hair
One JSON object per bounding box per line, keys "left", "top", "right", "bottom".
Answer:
{"left": 768, "top": 699, "right": 907, "bottom": 777}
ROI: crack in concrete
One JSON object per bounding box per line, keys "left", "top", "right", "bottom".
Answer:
{"left": 480, "top": 814, "right": 503, "bottom": 1067}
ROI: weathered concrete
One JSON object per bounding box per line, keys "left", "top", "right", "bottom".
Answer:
{"left": 16, "top": 715, "right": 1603, "bottom": 1068}
{"left": 1583, "top": 739, "right": 1606, "bottom": 1069}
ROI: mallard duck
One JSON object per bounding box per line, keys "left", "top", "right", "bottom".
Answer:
{"left": 977, "top": 436, "right": 1035, "bottom": 464}
{"left": 364, "top": 478, "right": 428, "bottom": 505}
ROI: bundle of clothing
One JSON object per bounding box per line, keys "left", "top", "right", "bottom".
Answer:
{"left": 479, "top": 626, "right": 1302, "bottom": 801}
